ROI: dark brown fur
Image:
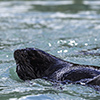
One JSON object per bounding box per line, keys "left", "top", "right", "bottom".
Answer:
{"left": 14, "top": 48, "right": 100, "bottom": 90}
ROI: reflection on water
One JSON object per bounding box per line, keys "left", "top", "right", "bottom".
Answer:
{"left": 0, "top": 0, "right": 100, "bottom": 100}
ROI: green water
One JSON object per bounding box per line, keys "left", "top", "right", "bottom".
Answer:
{"left": 0, "top": 0, "right": 100, "bottom": 99}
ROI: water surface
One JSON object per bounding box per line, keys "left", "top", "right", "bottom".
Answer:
{"left": 0, "top": 0, "right": 100, "bottom": 100}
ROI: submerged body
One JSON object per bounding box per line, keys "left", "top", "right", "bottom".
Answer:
{"left": 14, "top": 48, "right": 100, "bottom": 89}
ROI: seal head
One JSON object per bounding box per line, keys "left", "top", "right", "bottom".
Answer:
{"left": 14, "top": 48, "right": 100, "bottom": 89}
{"left": 14, "top": 48, "right": 63, "bottom": 81}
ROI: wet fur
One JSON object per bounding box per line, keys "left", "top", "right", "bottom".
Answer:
{"left": 14, "top": 48, "right": 100, "bottom": 90}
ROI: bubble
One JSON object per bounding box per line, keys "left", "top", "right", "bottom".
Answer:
{"left": 64, "top": 50, "right": 68, "bottom": 53}
{"left": 48, "top": 43, "right": 52, "bottom": 47}
{"left": 6, "top": 55, "right": 8, "bottom": 58}
{"left": 85, "top": 43, "right": 88, "bottom": 46}
{"left": 68, "top": 40, "right": 78, "bottom": 46}
{"left": 57, "top": 50, "right": 62, "bottom": 53}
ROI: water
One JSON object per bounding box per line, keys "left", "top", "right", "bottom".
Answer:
{"left": 0, "top": 0, "right": 100, "bottom": 99}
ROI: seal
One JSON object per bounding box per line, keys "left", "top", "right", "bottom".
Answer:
{"left": 14, "top": 48, "right": 100, "bottom": 89}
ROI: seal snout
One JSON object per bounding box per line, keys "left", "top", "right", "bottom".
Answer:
{"left": 14, "top": 49, "right": 20, "bottom": 59}
{"left": 14, "top": 49, "right": 27, "bottom": 61}
{"left": 14, "top": 49, "right": 21, "bottom": 57}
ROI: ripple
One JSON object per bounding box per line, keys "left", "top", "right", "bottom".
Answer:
{"left": 20, "top": 1, "right": 73, "bottom": 6}
{"left": 84, "top": 1, "right": 100, "bottom": 5}
{"left": 0, "top": 0, "right": 100, "bottom": 99}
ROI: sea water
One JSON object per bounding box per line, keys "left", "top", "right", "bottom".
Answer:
{"left": 0, "top": 0, "right": 100, "bottom": 100}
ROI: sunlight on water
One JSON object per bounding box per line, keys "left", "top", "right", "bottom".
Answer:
{"left": 0, "top": 0, "right": 100, "bottom": 99}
